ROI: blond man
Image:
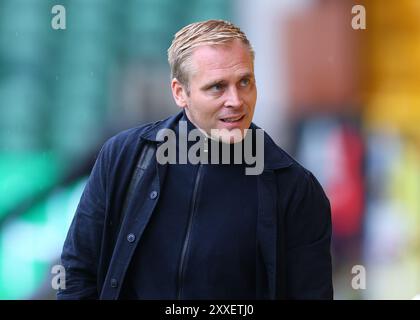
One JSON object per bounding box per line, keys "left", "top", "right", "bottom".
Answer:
{"left": 59, "top": 20, "right": 333, "bottom": 300}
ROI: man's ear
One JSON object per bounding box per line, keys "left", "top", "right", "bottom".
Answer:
{"left": 171, "top": 78, "right": 188, "bottom": 108}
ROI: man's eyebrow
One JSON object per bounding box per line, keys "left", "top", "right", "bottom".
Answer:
{"left": 200, "top": 79, "right": 226, "bottom": 91}
{"left": 238, "top": 72, "right": 254, "bottom": 79}
{"left": 200, "top": 72, "right": 255, "bottom": 91}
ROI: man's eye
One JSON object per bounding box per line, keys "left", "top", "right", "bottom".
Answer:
{"left": 210, "top": 84, "right": 223, "bottom": 91}
{"left": 240, "top": 78, "right": 250, "bottom": 87}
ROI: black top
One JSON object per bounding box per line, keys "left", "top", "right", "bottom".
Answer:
{"left": 121, "top": 111, "right": 258, "bottom": 299}
{"left": 58, "top": 110, "right": 333, "bottom": 300}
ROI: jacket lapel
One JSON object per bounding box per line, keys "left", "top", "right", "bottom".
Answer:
{"left": 100, "top": 143, "right": 167, "bottom": 299}
{"left": 256, "top": 170, "right": 278, "bottom": 299}
{"left": 255, "top": 129, "right": 293, "bottom": 299}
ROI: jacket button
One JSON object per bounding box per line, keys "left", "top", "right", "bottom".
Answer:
{"left": 127, "top": 233, "right": 136, "bottom": 243}
{"left": 110, "top": 278, "right": 118, "bottom": 288}
{"left": 149, "top": 190, "right": 158, "bottom": 199}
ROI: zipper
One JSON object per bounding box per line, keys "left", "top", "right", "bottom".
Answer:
{"left": 177, "top": 164, "right": 203, "bottom": 300}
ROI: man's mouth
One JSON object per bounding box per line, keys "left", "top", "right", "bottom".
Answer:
{"left": 220, "top": 115, "right": 245, "bottom": 123}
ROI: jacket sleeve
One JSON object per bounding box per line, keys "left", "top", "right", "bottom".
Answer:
{"left": 284, "top": 168, "right": 333, "bottom": 299}
{"left": 57, "top": 140, "right": 111, "bottom": 300}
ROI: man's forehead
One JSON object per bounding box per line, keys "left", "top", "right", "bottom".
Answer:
{"left": 189, "top": 41, "right": 254, "bottom": 77}
{"left": 192, "top": 40, "right": 251, "bottom": 61}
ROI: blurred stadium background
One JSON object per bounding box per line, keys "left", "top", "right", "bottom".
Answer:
{"left": 0, "top": 0, "right": 419, "bottom": 299}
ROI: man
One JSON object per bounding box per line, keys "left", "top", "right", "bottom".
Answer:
{"left": 58, "top": 20, "right": 333, "bottom": 300}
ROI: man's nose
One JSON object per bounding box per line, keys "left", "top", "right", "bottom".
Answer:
{"left": 225, "top": 86, "right": 243, "bottom": 108}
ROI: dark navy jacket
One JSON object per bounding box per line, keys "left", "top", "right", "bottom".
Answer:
{"left": 58, "top": 111, "right": 333, "bottom": 300}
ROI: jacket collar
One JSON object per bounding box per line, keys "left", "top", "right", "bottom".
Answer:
{"left": 140, "top": 111, "right": 294, "bottom": 170}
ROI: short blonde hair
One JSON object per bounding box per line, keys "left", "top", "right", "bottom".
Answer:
{"left": 168, "top": 20, "right": 254, "bottom": 91}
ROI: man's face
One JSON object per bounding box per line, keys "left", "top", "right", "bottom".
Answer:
{"left": 172, "top": 39, "right": 257, "bottom": 143}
